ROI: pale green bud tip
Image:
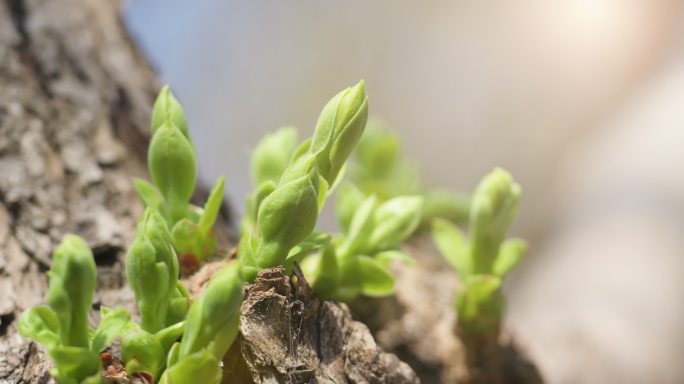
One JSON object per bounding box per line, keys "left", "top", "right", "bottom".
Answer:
{"left": 148, "top": 121, "right": 197, "bottom": 204}
{"left": 53, "top": 235, "right": 96, "bottom": 282}
{"left": 136, "top": 208, "right": 171, "bottom": 246}
{"left": 152, "top": 85, "right": 190, "bottom": 139}
{"left": 471, "top": 167, "right": 521, "bottom": 226}
{"left": 312, "top": 80, "right": 369, "bottom": 184}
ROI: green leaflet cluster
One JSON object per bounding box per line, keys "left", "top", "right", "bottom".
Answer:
{"left": 22, "top": 82, "right": 400, "bottom": 383}
{"left": 135, "top": 86, "right": 225, "bottom": 275}
{"left": 18, "top": 236, "right": 130, "bottom": 384}
{"left": 348, "top": 122, "right": 471, "bottom": 228}
{"left": 431, "top": 168, "right": 526, "bottom": 338}
{"left": 20, "top": 86, "right": 235, "bottom": 383}
{"left": 239, "top": 81, "right": 369, "bottom": 283}
{"left": 300, "top": 187, "right": 423, "bottom": 301}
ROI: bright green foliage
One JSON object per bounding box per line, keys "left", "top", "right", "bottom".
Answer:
{"left": 177, "top": 262, "right": 242, "bottom": 360}
{"left": 431, "top": 168, "right": 525, "bottom": 338}
{"left": 469, "top": 168, "right": 522, "bottom": 274}
{"left": 120, "top": 320, "right": 185, "bottom": 381}
{"left": 19, "top": 82, "right": 445, "bottom": 383}
{"left": 311, "top": 80, "right": 368, "bottom": 186}
{"left": 240, "top": 154, "right": 321, "bottom": 282}
{"left": 348, "top": 122, "right": 470, "bottom": 227}
{"left": 126, "top": 209, "right": 182, "bottom": 333}
{"left": 19, "top": 236, "right": 106, "bottom": 383}
{"left": 45, "top": 235, "right": 96, "bottom": 348}
{"left": 151, "top": 85, "right": 191, "bottom": 140}
{"left": 160, "top": 262, "right": 242, "bottom": 382}
{"left": 149, "top": 121, "right": 196, "bottom": 222}
{"left": 159, "top": 349, "right": 222, "bottom": 384}
{"left": 303, "top": 194, "right": 423, "bottom": 302}
{"left": 136, "top": 86, "right": 225, "bottom": 271}
{"left": 122, "top": 326, "right": 165, "bottom": 379}
{"left": 239, "top": 81, "right": 369, "bottom": 283}
{"left": 456, "top": 275, "right": 504, "bottom": 336}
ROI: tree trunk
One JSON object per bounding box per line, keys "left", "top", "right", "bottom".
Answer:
{"left": 0, "top": 1, "right": 417, "bottom": 383}
{"left": 0, "top": 0, "right": 160, "bottom": 381}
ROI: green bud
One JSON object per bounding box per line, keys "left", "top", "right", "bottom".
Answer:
{"left": 148, "top": 122, "right": 196, "bottom": 221}
{"left": 18, "top": 235, "right": 100, "bottom": 383}
{"left": 251, "top": 126, "right": 298, "bottom": 186}
{"left": 470, "top": 168, "right": 521, "bottom": 274}
{"left": 152, "top": 85, "right": 190, "bottom": 141}
{"left": 311, "top": 80, "right": 368, "bottom": 185}
{"left": 366, "top": 196, "right": 423, "bottom": 252}
{"left": 179, "top": 262, "right": 242, "bottom": 360}
{"left": 45, "top": 235, "right": 96, "bottom": 349}
{"left": 127, "top": 209, "right": 179, "bottom": 333}
{"left": 278, "top": 153, "right": 318, "bottom": 187}
{"left": 254, "top": 162, "right": 319, "bottom": 269}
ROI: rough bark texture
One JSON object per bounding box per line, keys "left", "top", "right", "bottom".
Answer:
{"left": 226, "top": 267, "right": 419, "bottom": 384}
{"left": 0, "top": 0, "right": 161, "bottom": 381}
{"left": 0, "top": 1, "right": 417, "bottom": 383}
{"left": 350, "top": 236, "right": 543, "bottom": 384}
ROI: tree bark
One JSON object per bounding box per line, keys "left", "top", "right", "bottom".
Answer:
{"left": 0, "top": 1, "right": 417, "bottom": 383}
{"left": 0, "top": 0, "right": 160, "bottom": 381}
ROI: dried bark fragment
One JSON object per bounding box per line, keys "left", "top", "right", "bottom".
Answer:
{"left": 234, "top": 267, "right": 420, "bottom": 384}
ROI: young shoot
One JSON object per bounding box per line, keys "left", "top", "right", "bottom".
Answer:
{"left": 239, "top": 80, "right": 369, "bottom": 283}
{"left": 431, "top": 168, "right": 526, "bottom": 339}
{"left": 135, "top": 85, "right": 225, "bottom": 274}
{"left": 300, "top": 191, "right": 423, "bottom": 301}
{"left": 18, "top": 236, "right": 130, "bottom": 384}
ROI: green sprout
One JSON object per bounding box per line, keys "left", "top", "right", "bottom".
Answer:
{"left": 239, "top": 80, "right": 369, "bottom": 283}
{"left": 126, "top": 208, "right": 183, "bottom": 334}
{"left": 160, "top": 262, "right": 243, "bottom": 384}
{"left": 431, "top": 168, "right": 526, "bottom": 339}
{"left": 135, "top": 85, "right": 225, "bottom": 274}
{"left": 300, "top": 193, "right": 423, "bottom": 301}
{"left": 20, "top": 81, "right": 431, "bottom": 384}
{"left": 18, "top": 236, "right": 129, "bottom": 384}
{"left": 348, "top": 122, "right": 470, "bottom": 227}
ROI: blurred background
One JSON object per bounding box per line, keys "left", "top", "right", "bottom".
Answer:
{"left": 124, "top": 1, "right": 684, "bottom": 383}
